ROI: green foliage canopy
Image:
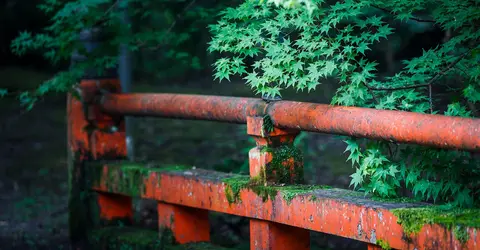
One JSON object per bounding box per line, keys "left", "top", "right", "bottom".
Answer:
{"left": 6, "top": 0, "right": 230, "bottom": 108}
{"left": 209, "top": 0, "right": 480, "bottom": 207}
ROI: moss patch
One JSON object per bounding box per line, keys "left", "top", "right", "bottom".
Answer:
{"left": 223, "top": 175, "right": 331, "bottom": 204}
{"left": 261, "top": 145, "right": 304, "bottom": 185}
{"left": 371, "top": 196, "right": 420, "bottom": 203}
{"left": 376, "top": 239, "right": 391, "bottom": 250}
{"left": 453, "top": 225, "right": 470, "bottom": 244}
{"left": 224, "top": 176, "right": 251, "bottom": 204}
{"left": 88, "top": 162, "right": 191, "bottom": 197}
{"left": 391, "top": 206, "right": 480, "bottom": 237}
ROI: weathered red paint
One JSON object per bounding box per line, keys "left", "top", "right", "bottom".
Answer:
{"left": 250, "top": 219, "right": 309, "bottom": 250}
{"left": 248, "top": 147, "right": 272, "bottom": 180}
{"left": 67, "top": 80, "right": 126, "bottom": 160}
{"left": 90, "top": 166, "right": 480, "bottom": 250}
{"left": 268, "top": 101, "right": 480, "bottom": 151}
{"left": 97, "top": 192, "right": 133, "bottom": 221}
{"left": 100, "top": 93, "right": 260, "bottom": 124}
{"left": 98, "top": 93, "right": 480, "bottom": 151}
{"left": 247, "top": 108, "right": 307, "bottom": 248}
{"left": 86, "top": 91, "right": 480, "bottom": 250}
{"left": 67, "top": 79, "right": 128, "bottom": 249}
{"left": 247, "top": 115, "right": 302, "bottom": 185}
{"left": 157, "top": 202, "right": 210, "bottom": 244}
{"left": 247, "top": 116, "right": 298, "bottom": 146}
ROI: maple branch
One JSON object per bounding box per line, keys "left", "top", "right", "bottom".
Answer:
{"left": 428, "top": 83, "right": 433, "bottom": 113}
{"left": 361, "top": 82, "right": 379, "bottom": 104}
{"left": 104, "top": 0, "right": 120, "bottom": 16}
{"left": 367, "top": 47, "right": 474, "bottom": 92}
{"left": 93, "top": 0, "right": 120, "bottom": 26}
{"left": 138, "top": 0, "right": 198, "bottom": 50}
{"left": 166, "top": 0, "right": 197, "bottom": 37}
{"left": 386, "top": 142, "right": 394, "bottom": 159}
{"left": 371, "top": 5, "right": 436, "bottom": 23}
{"left": 368, "top": 83, "right": 430, "bottom": 91}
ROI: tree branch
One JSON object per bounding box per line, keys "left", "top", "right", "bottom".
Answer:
{"left": 165, "top": 0, "right": 197, "bottom": 36}
{"left": 93, "top": 0, "right": 119, "bottom": 26}
{"left": 366, "top": 47, "right": 474, "bottom": 92}
{"left": 426, "top": 51, "right": 470, "bottom": 84}
{"left": 372, "top": 5, "right": 436, "bottom": 23}
{"left": 428, "top": 83, "right": 433, "bottom": 113}
{"left": 137, "top": 0, "right": 198, "bottom": 50}
{"left": 368, "top": 83, "right": 430, "bottom": 91}
{"left": 361, "top": 82, "right": 379, "bottom": 104}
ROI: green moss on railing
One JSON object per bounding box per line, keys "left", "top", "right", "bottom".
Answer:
{"left": 391, "top": 206, "right": 480, "bottom": 241}
{"left": 223, "top": 175, "right": 331, "bottom": 205}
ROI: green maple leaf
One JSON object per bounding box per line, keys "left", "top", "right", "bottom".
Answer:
{"left": 343, "top": 45, "right": 354, "bottom": 54}
{"left": 377, "top": 25, "right": 394, "bottom": 39}
{"left": 388, "top": 164, "right": 399, "bottom": 177}
{"left": 344, "top": 139, "right": 362, "bottom": 166}
{"left": 372, "top": 180, "right": 391, "bottom": 197}
{"left": 413, "top": 180, "right": 430, "bottom": 198}
{"left": 320, "top": 24, "right": 330, "bottom": 34}
{"left": 307, "top": 80, "right": 320, "bottom": 92}
{"left": 356, "top": 42, "right": 370, "bottom": 55}
{"left": 452, "top": 188, "right": 473, "bottom": 207}
{"left": 349, "top": 169, "right": 364, "bottom": 189}
{"left": 293, "top": 61, "right": 304, "bottom": 72}
{"left": 244, "top": 72, "right": 260, "bottom": 87}
{"left": 351, "top": 72, "right": 366, "bottom": 85}
{"left": 463, "top": 84, "right": 480, "bottom": 103}
{"left": 323, "top": 60, "right": 337, "bottom": 75}
{"left": 365, "top": 15, "right": 382, "bottom": 26}
{"left": 406, "top": 170, "right": 420, "bottom": 187}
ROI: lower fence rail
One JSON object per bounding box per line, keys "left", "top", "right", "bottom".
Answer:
{"left": 85, "top": 161, "right": 479, "bottom": 250}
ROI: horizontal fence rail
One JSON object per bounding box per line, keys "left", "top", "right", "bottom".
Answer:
{"left": 100, "top": 93, "right": 259, "bottom": 123}
{"left": 88, "top": 162, "right": 480, "bottom": 250}
{"left": 100, "top": 93, "right": 480, "bottom": 151}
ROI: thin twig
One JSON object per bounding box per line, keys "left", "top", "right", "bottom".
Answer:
{"left": 372, "top": 5, "right": 436, "bottom": 23}
{"left": 386, "top": 143, "right": 394, "bottom": 159}
{"left": 425, "top": 52, "right": 469, "bottom": 85}
{"left": 428, "top": 84, "right": 433, "bottom": 113}
{"left": 93, "top": 0, "right": 119, "bottom": 26}
{"left": 393, "top": 143, "right": 399, "bottom": 159}
{"left": 361, "top": 82, "right": 379, "bottom": 104}
{"left": 368, "top": 83, "right": 430, "bottom": 91}
{"left": 169, "top": 0, "right": 197, "bottom": 32}
{"left": 104, "top": 0, "right": 119, "bottom": 15}
{"left": 367, "top": 47, "right": 475, "bottom": 92}
{"left": 138, "top": 0, "right": 198, "bottom": 50}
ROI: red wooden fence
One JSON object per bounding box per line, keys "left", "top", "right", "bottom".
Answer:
{"left": 68, "top": 79, "right": 480, "bottom": 250}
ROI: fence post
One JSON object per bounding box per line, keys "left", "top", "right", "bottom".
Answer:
{"left": 67, "top": 28, "right": 132, "bottom": 249}
{"left": 157, "top": 202, "right": 210, "bottom": 244}
{"left": 246, "top": 100, "right": 310, "bottom": 250}
{"left": 118, "top": 0, "right": 135, "bottom": 161}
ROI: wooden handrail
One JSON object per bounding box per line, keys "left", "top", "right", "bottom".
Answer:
{"left": 68, "top": 80, "right": 480, "bottom": 250}
{"left": 100, "top": 92, "right": 480, "bottom": 151}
